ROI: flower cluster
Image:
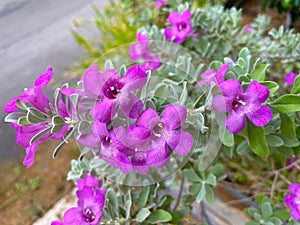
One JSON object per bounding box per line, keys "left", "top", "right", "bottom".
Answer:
{"left": 4, "top": 68, "right": 72, "bottom": 167}
{"left": 71, "top": 64, "right": 193, "bottom": 174}
{"left": 285, "top": 183, "right": 300, "bottom": 220}
{"left": 52, "top": 174, "right": 106, "bottom": 225}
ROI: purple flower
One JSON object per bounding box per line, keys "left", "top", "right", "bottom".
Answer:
{"left": 285, "top": 71, "right": 300, "bottom": 85}
{"left": 195, "top": 63, "right": 230, "bottom": 88}
{"left": 12, "top": 122, "right": 51, "bottom": 167}
{"left": 51, "top": 221, "right": 64, "bottom": 225}
{"left": 285, "top": 183, "right": 300, "bottom": 220}
{"left": 155, "top": 0, "right": 167, "bottom": 8}
{"left": 244, "top": 25, "right": 254, "bottom": 33}
{"left": 212, "top": 80, "right": 272, "bottom": 134}
{"left": 4, "top": 67, "right": 53, "bottom": 113}
{"left": 140, "top": 54, "right": 161, "bottom": 72}
{"left": 129, "top": 32, "right": 151, "bottom": 61}
{"left": 286, "top": 157, "right": 297, "bottom": 171}
{"left": 82, "top": 65, "right": 146, "bottom": 122}
{"left": 129, "top": 32, "right": 162, "bottom": 71}
{"left": 58, "top": 187, "right": 106, "bottom": 225}
{"left": 77, "top": 173, "right": 101, "bottom": 190}
{"left": 165, "top": 10, "right": 192, "bottom": 44}
{"left": 77, "top": 120, "right": 132, "bottom": 174}
{"left": 131, "top": 104, "right": 193, "bottom": 170}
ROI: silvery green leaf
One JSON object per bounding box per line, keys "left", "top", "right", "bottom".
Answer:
{"left": 30, "top": 126, "right": 51, "bottom": 145}
{"left": 104, "top": 60, "right": 114, "bottom": 70}
{"left": 136, "top": 208, "right": 151, "bottom": 223}
{"left": 4, "top": 112, "right": 26, "bottom": 123}
{"left": 15, "top": 99, "right": 28, "bottom": 110}
{"left": 137, "top": 186, "right": 150, "bottom": 209}
{"left": 119, "top": 64, "right": 127, "bottom": 78}
{"left": 18, "top": 116, "right": 31, "bottom": 126}
{"left": 27, "top": 107, "right": 48, "bottom": 124}
{"left": 51, "top": 115, "right": 66, "bottom": 134}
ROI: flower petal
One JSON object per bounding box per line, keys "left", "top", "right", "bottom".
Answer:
{"left": 24, "top": 86, "right": 50, "bottom": 113}
{"left": 166, "top": 130, "right": 193, "bottom": 154}
{"left": 147, "top": 144, "right": 170, "bottom": 168}
{"left": 23, "top": 143, "right": 38, "bottom": 168}
{"left": 77, "top": 133, "right": 101, "bottom": 149}
{"left": 285, "top": 72, "right": 298, "bottom": 85}
{"left": 246, "top": 105, "right": 272, "bottom": 127}
{"left": 291, "top": 207, "right": 300, "bottom": 220}
{"left": 164, "top": 27, "right": 176, "bottom": 41}
{"left": 130, "top": 126, "right": 151, "bottom": 140}
{"left": 212, "top": 95, "right": 233, "bottom": 112}
{"left": 90, "top": 99, "right": 117, "bottom": 123}
{"left": 64, "top": 207, "right": 83, "bottom": 224}
{"left": 34, "top": 67, "right": 54, "bottom": 87}
{"left": 122, "top": 65, "right": 147, "bottom": 90}
{"left": 119, "top": 92, "right": 143, "bottom": 119}
{"left": 219, "top": 79, "right": 243, "bottom": 97}
{"left": 83, "top": 65, "right": 118, "bottom": 98}
{"left": 245, "top": 81, "right": 270, "bottom": 103}
{"left": 225, "top": 110, "right": 246, "bottom": 134}
{"left": 3, "top": 96, "right": 23, "bottom": 113}
{"left": 15, "top": 122, "right": 48, "bottom": 147}
{"left": 131, "top": 151, "right": 148, "bottom": 174}
{"left": 161, "top": 104, "right": 187, "bottom": 130}
{"left": 180, "top": 10, "right": 192, "bottom": 21}
{"left": 216, "top": 63, "right": 230, "bottom": 84}
{"left": 136, "top": 108, "right": 160, "bottom": 129}
{"left": 168, "top": 11, "right": 179, "bottom": 24}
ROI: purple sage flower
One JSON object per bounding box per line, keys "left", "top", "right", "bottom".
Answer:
{"left": 82, "top": 65, "right": 146, "bottom": 122}
{"left": 244, "top": 25, "right": 254, "bottom": 33}
{"left": 212, "top": 80, "right": 272, "bottom": 134}
{"left": 195, "top": 63, "right": 230, "bottom": 88}
{"left": 77, "top": 120, "right": 132, "bottom": 174}
{"left": 165, "top": 10, "right": 192, "bottom": 44}
{"left": 285, "top": 71, "right": 300, "bottom": 85}
{"left": 286, "top": 157, "right": 297, "bottom": 171}
{"left": 4, "top": 67, "right": 53, "bottom": 113}
{"left": 285, "top": 183, "right": 300, "bottom": 220}
{"left": 140, "top": 54, "right": 161, "bottom": 72}
{"left": 131, "top": 104, "right": 193, "bottom": 169}
{"left": 155, "top": 0, "right": 167, "bottom": 8}
{"left": 57, "top": 187, "right": 106, "bottom": 225}
{"left": 129, "top": 32, "right": 151, "bottom": 61}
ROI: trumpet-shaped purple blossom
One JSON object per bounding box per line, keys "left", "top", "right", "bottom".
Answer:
{"left": 244, "top": 25, "right": 254, "bottom": 33}
{"left": 212, "top": 80, "right": 272, "bottom": 134}
{"left": 131, "top": 104, "right": 193, "bottom": 171}
{"left": 285, "top": 183, "right": 300, "bottom": 220}
{"left": 77, "top": 120, "right": 132, "bottom": 173}
{"left": 129, "top": 32, "right": 151, "bottom": 61}
{"left": 165, "top": 10, "right": 192, "bottom": 44}
{"left": 285, "top": 70, "right": 300, "bottom": 85}
{"left": 52, "top": 175, "right": 106, "bottom": 225}
{"left": 129, "top": 32, "right": 161, "bottom": 72}
{"left": 82, "top": 65, "right": 146, "bottom": 122}
{"left": 155, "top": 0, "right": 167, "bottom": 8}
{"left": 195, "top": 63, "right": 230, "bottom": 88}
